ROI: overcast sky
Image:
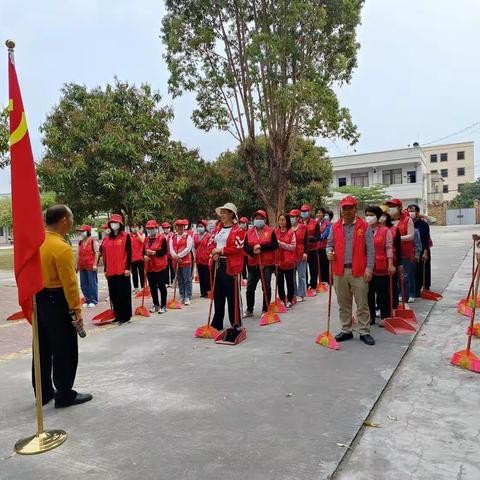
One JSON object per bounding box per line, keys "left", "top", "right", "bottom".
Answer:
{"left": 1, "top": 0, "right": 479, "bottom": 193}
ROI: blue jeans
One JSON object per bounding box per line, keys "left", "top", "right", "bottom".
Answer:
{"left": 294, "top": 260, "right": 307, "bottom": 298}
{"left": 80, "top": 270, "right": 98, "bottom": 304}
{"left": 398, "top": 259, "right": 413, "bottom": 302}
{"left": 177, "top": 266, "right": 192, "bottom": 301}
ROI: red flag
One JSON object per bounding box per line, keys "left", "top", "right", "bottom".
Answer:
{"left": 7, "top": 42, "right": 45, "bottom": 321}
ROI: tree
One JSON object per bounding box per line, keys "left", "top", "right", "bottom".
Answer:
{"left": 0, "top": 192, "right": 57, "bottom": 229}
{"left": 450, "top": 180, "right": 480, "bottom": 209}
{"left": 333, "top": 185, "right": 390, "bottom": 211}
{"left": 0, "top": 107, "right": 9, "bottom": 169}
{"left": 162, "top": 0, "right": 362, "bottom": 220}
{"left": 38, "top": 79, "right": 202, "bottom": 224}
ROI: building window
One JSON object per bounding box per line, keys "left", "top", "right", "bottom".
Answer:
{"left": 430, "top": 154, "right": 438, "bottom": 163}
{"left": 458, "top": 167, "right": 465, "bottom": 176}
{"left": 351, "top": 172, "right": 369, "bottom": 187}
{"left": 457, "top": 151, "right": 465, "bottom": 160}
{"left": 458, "top": 183, "right": 465, "bottom": 193}
{"left": 431, "top": 169, "right": 438, "bottom": 174}
{"left": 441, "top": 169, "right": 448, "bottom": 178}
{"left": 440, "top": 153, "right": 448, "bottom": 162}
{"left": 382, "top": 168, "right": 402, "bottom": 186}
{"left": 443, "top": 184, "right": 449, "bottom": 193}
{"left": 407, "top": 171, "right": 417, "bottom": 183}
{"left": 338, "top": 177, "right": 347, "bottom": 187}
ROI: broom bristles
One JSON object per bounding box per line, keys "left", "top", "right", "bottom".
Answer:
{"left": 451, "top": 350, "right": 480, "bottom": 373}
{"left": 259, "top": 312, "right": 281, "bottom": 326}
{"left": 194, "top": 324, "right": 220, "bottom": 339}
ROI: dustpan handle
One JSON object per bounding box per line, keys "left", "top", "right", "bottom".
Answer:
{"left": 327, "top": 261, "right": 333, "bottom": 332}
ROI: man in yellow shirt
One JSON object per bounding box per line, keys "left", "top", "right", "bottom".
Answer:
{"left": 34, "top": 204, "right": 92, "bottom": 408}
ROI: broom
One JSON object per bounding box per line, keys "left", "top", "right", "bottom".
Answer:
{"left": 315, "top": 262, "right": 339, "bottom": 350}
{"left": 269, "top": 265, "right": 287, "bottom": 313}
{"left": 457, "top": 240, "right": 480, "bottom": 316}
{"left": 259, "top": 258, "right": 280, "bottom": 326}
{"left": 451, "top": 264, "right": 480, "bottom": 373}
{"left": 316, "top": 252, "right": 328, "bottom": 293}
{"left": 194, "top": 261, "right": 221, "bottom": 339}
{"left": 420, "top": 256, "right": 442, "bottom": 301}
{"left": 134, "top": 263, "right": 150, "bottom": 317}
{"left": 167, "top": 263, "right": 182, "bottom": 309}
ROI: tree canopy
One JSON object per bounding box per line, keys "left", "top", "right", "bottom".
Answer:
{"left": 0, "top": 107, "right": 9, "bottom": 169}
{"left": 162, "top": 0, "right": 363, "bottom": 219}
{"left": 450, "top": 180, "right": 480, "bottom": 209}
{"left": 334, "top": 185, "right": 390, "bottom": 211}
{"left": 0, "top": 192, "right": 57, "bottom": 229}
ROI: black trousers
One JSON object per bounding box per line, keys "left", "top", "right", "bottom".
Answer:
{"left": 415, "top": 252, "right": 431, "bottom": 295}
{"left": 32, "top": 288, "right": 78, "bottom": 404}
{"left": 211, "top": 259, "right": 241, "bottom": 330}
{"left": 392, "top": 272, "right": 399, "bottom": 309}
{"left": 242, "top": 256, "right": 248, "bottom": 280}
{"left": 108, "top": 275, "right": 132, "bottom": 322}
{"left": 131, "top": 260, "right": 145, "bottom": 289}
{"left": 318, "top": 248, "right": 330, "bottom": 284}
{"left": 368, "top": 275, "right": 391, "bottom": 322}
{"left": 167, "top": 258, "right": 175, "bottom": 285}
{"left": 147, "top": 270, "right": 168, "bottom": 308}
{"left": 197, "top": 263, "right": 211, "bottom": 297}
{"left": 278, "top": 268, "right": 294, "bottom": 303}
{"left": 307, "top": 250, "right": 319, "bottom": 289}
{"left": 246, "top": 265, "right": 274, "bottom": 313}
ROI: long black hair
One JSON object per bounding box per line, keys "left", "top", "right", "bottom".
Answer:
{"left": 277, "top": 213, "right": 292, "bottom": 230}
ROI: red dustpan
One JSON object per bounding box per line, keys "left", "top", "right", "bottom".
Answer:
{"left": 315, "top": 263, "right": 339, "bottom": 350}
{"left": 258, "top": 260, "right": 280, "bottom": 326}
{"left": 451, "top": 266, "right": 480, "bottom": 373}
{"left": 393, "top": 271, "right": 417, "bottom": 324}
{"left": 420, "top": 260, "right": 442, "bottom": 301}
{"left": 195, "top": 262, "right": 221, "bottom": 339}
{"left": 92, "top": 300, "right": 116, "bottom": 325}
{"left": 7, "top": 311, "right": 25, "bottom": 321}
{"left": 385, "top": 275, "right": 416, "bottom": 335}
{"left": 135, "top": 286, "right": 151, "bottom": 299}
{"left": 215, "top": 276, "right": 246, "bottom": 345}
{"left": 167, "top": 264, "right": 182, "bottom": 309}
{"left": 134, "top": 265, "right": 151, "bottom": 317}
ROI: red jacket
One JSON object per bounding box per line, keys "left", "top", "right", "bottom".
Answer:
{"left": 145, "top": 234, "right": 168, "bottom": 273}
{"left": 331, "top": 218, "right": 368, "bottom": 277}
{"left": 130, "top": 233, "right": 145, "bottom": 263}
{"left": 102, "top": 231, "right": 129, "bottom": 277}
{"left": 275, "top": 228, "right": 296, "bottom": 270}
{"left": 246, "top": 226, "right": 275, "bottom": 267}
{"left": 172, "top": 234, "right": 192, "bottom": 268}
{"left": 305, "top": 218, "right": 319, "bottom": 251}
{"left": 194, "top": 232, "right": 211, "bottom": 266}
{"left": 78, "top": 237, "right": 96, "bottom": 271}
{"left": 293, "top": 224, "right": 307, "bottom": 261}
{"left": 373, "top": 226, "right": 389, "bottom": 276}
{"left": 208, "top": 224, "right": 245, "bottom": 276}
{"left": 398, "top": 212, "right": 415, "bottom": 260}
{"left": 319, "top": 220, "right": 330, "bottom": 249}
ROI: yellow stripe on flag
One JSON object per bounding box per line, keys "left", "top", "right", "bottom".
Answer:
{"left": 8, "top": 99, "right": 13, "bottom": 111}
{"left": 9, "top": 112, "right": 28, "bottom": 146}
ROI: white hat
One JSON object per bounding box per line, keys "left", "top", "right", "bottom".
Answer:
{"left": 215, "top": 202, "right": 238, "bottom": 219}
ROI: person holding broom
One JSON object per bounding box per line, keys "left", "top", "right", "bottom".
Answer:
{"left": 300, "top": 204, "right": 321, "bottom": 294}
{"left": 193, "top": 219, "right": 211, "bottom": 298}
{"left": 326, "top": 196, "right": 375, "bottom": 346}
{"left": 130, "top": 223, "right": 146, "bottom": 293}
{"left": 209, "top": 203, "right": 245, "bottom": 332}
{"left": 275, "top": 213, "right": 297, "bottom": 308}
{"left": 144, "top": 220, "right": 168, "bottom": 314}
{"left": 169, "top": 219, "right": 193, "bottom": 305}
{"left": 290, "top": 209, "right": 308, "bottom": 302}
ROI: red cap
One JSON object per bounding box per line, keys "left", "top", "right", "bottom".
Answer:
{"left": 161, "top": 222, "right": 170, "bottom": 229}
{"left": 175, "top": 219, "right": 189, "bottom": 226}
{"left": 300, "top": 204, "right": 312, "bottom": 211}
{"left": 239, "top": 216, "right": 248, "bottom": 224}
{"left": 78, "top": 225, "right": 92, "bottom": 232}
{"left": 145, "top": 220, "right": 159, "bottom": 229}
{"left": 289, "top": 209, "right": 300, "bottom": 217}
{"left": 197, "top": 219, "right": 208, "bottom": 228}
{"left": 340, "top": 196, "right": 358, "bottom": 207}
{"left": 254, "top": 209, "right": 267, "bottom": 219}
{"left": 109, "top": 213, "right": 124, "bottom": 225}
{"left": 386, "top": 198, "right": 402, "bottom": 208}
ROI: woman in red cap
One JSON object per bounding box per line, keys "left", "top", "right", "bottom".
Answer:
{"left": 193, "top": 219, "right": 211, "bottom": 297}
{"left": 238, "top": 216, "right": 249, "bottom": 283}
{"left": 243, "top": 209, "right": 278, "bottom": 317}
{"left": 144, "top": 220, "right": 168, "bottom": 313}
{"left": 76, "top": 225, "right": 100, "bottom": 307}
{"left": 169, "top": 219, "right": 194, "bottom": 305}
{"left": 101, "top": 214, "right": 132, "bottom": 324}
{"left": 162, "top": 222, "right": 175, "bottom": 286}
{"left": 129, "top": 223, "right": 146, "bottom": 293}
{"left": 275, "top": 214, "right": 296, "bottom": 307}
{"left": 300, "top": 204, "right": 321, "bottom": 295}
{"left": 290, "top": 209, "right": 308, "bottom": 301}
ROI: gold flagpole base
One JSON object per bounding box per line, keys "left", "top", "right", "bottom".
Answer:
{"left": 14, "top": 430, "right": 67, "bottom": 455}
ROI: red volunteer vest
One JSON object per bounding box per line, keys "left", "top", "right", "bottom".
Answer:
{"left": 398, "top": 213, "right": 415, "bottom": 260}
{"left": 131, "top": 233, "right": 144, "bottom": 262}
{"left": 194, "top": 233, "right": 211, "bottom": 265}
{"left": 208, "top": 224, "right": 245, "bottom": 276}
{"left": 389, "top": 225, "right": 398, "bottom": 264}
{"left": 293, "top": 224, "right": 307, "bottom": 260}
{"left": 78, "top": 237, "right": 96, "bottom": 271}
{"left": 275, "top": 228, "right": 296, "bottom": 270}
{"left": 102, "top": 231, "right": 128, "bottom": 277}
{"left": 331, "top": 218, "right": 368, "bottom": 277}
{"left": 247, "top": 226, "right": 275, "bottom": 266}
{"left": 172, "top": 234, "right": 192, "bottom": 267}
{"left": 373, "top": 226, "right": 389, "bottom": 276}
{"left": 319, "top": 220, "right": 330, "bottom": 249}
{"left": 146, "top": 234, "right": 168, "bottom": 273}
{"left": 306, "top": 218, "right": 319, "bottom": 251}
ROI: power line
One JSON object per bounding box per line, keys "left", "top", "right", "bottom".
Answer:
{"left": 423, "top": 120, "right": 480, "bottom": 146}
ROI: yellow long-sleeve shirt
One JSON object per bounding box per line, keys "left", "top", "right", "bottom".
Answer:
{"left": 40, "top": 230, "right": 81, "bottom": 316}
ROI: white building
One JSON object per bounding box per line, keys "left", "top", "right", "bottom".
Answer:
{"left": 0, "top": 192, "right": 12, "bottom": 245}
{"left": 330, "top": 145, "right": 442, "bottom": 213}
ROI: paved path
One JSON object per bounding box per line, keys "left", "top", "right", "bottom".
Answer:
{"left": 0, "top": 226, "right": 475, "bottom": 479}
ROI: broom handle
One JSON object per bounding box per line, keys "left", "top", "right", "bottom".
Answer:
{"left": 206, "top": 261, "right": 218, "bottom": 327}
{"left": 473, "top": 238, "right": 476, "bottom": 280}
{"left": 172, "top": 263, "right": 179, "bottom": 301}
{"left": 258, "top": 255, "right": 270, "bottom": 306}
{"left": 466, "top": 264, "right": 480, "bottom": 302}
{"left": 327, "top": 261, "right": 333, "bottom": 333}
{"left": 467, "top": 263, "right": 480, "bottom": 352}
{"left": 318, "top": 252, "right": 322, "bottom": 285}
{"left": 389, "top": 273, "right": 394, "bottom": 317}
{"left": 422, "top": 256, "right": 426, "bottom": 293}
{"left": 400, "top": 269, "right": 406, "bottom": 309}
{"left": 274, "top": 265, "right": 278, "bottom": 302}
{"left": 141, "top": 262, "right": 148, "bottom": 308}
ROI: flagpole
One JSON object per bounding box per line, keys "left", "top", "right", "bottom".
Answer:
{"left": 6, "top": 39, "right": 67, "bottom": 455}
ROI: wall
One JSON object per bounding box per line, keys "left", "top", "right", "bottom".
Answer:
{"left": 428, "top": 202, "right": 447, "bottom": 226}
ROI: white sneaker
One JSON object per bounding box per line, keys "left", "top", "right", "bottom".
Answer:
{"left": 88, "top": 303, "right": 96, "bottom": 308}
{"left": 184, "top": 299, "right": 191, "bottom": 306}
{"left": 150, "top": 305, "right": 159, "bottom": 313}
{"left": 408, "top": 297, "right": 415, "bottom": 303}
{"left": 286, "top": 302, "right": 293, "bottom": 308}
{"left": 159, "top": 307, "right": 167, "bottom": 314}
{"left": 296, "top": 297, "right": 304, "bottom": 303}
{"left": 82, "top": 303, "right": 88, "bottom": 308}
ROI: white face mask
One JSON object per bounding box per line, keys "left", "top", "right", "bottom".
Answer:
{"left": 300, "top": 211, "right": 309, "bottom": 220}
{"left": 164, "top": 228, "right": 170, "bottom": 234}
{"left": 110, "top": 222, "right": 120, "bottom": 231}
{"left": 147, "top": 229, "right": 157, "bottom": 237}
{"left": 366, "top": 215, "right": 377, "bottom": 225}
{"left": 290, "top": 217, "right": 298, "bottom": 225}
{"left": 409, "top": 211, "right": 416, "bottom": 219}
{"left": 80, "top": 231, "right": 88, "bottom": 239}
{"left": 324, "top": 214, "right": 330, "bottom": 221}
{"left": 239, "top": 223, "right": 247, "bottom": 230}
{"left": 379, "top": 215, "right": 387, "bottom": 225}
{"left": 131, "top": 227, "right": 137, "bottom": 233}
{"left": 197, "top": 226, "right": 205, "bottom": 234}
{"left": 389, "top": 208, "right": 398, "bottom": 216}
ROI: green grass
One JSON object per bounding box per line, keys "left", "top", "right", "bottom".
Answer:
{"left": 0, "top": 249, "right": 14, "bottom": 270}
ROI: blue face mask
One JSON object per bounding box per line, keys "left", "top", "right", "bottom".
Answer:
{"left": 197, "top": 226, "right": 205, "bottom": 234}
{"left": 300, "top": 211, "right": 309, "bottom": 220}
{"left": 290, "top": 217, "right": 297, "bottom": 225}
{"left": 254, "top": 219, "right": 265, "bottom": 229}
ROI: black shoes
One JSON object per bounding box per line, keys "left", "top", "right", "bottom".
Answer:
{"left": 55, "top": 392, "right": 93, "bottom": 408}
{"left": 335, "top": 331, "right": 354, "bottom": 342}
{"left": 360, "top": 334, "right": 375, "bottom": 346}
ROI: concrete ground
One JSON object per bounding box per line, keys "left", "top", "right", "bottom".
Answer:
{"left": 0, "top": 226, "right": 477, "bottom": 480}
